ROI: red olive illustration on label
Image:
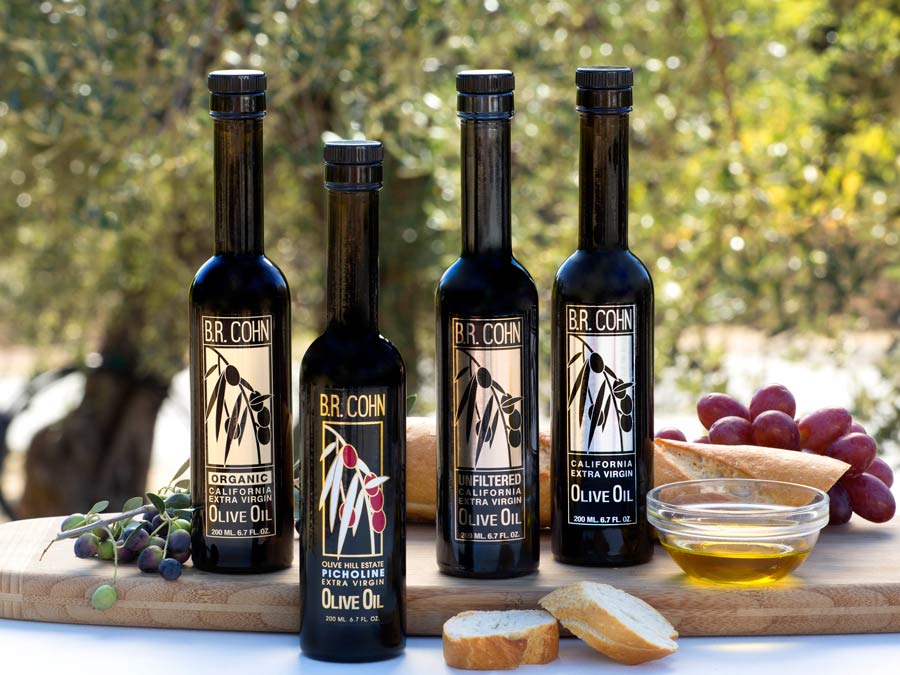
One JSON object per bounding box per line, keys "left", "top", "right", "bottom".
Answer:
{"left": 338, "top": 503, "right": 357, "bottom": 527}
{"left": 342, "top": 444, "right": 358, "bottom": 468}
{"left": 369, "top": 488, "right": 384, "bottom": 512}
{"left": 371, "top": 510, "right": 386, "bottom": 533}
{"left": 364, "top": 473, "right": 379, "bottom": 496}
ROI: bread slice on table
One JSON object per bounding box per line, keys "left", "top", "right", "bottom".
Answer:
{"left": 443, "top": 610, "right": 559, "bottom": 670}
{"left": 653, "top": 438, "right": 849, "bottom": 495}
{"left": 539, "top": 582, "right": 677, "bottom": 666}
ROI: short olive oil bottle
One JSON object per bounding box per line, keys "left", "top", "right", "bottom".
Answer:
{"left": 551, "top": 67, "right": 654, "bottom": 566}
{"left": 189, "top": 70, "right": 294, "bottom": 572}
{"left": 299, "top": 141, "right": 406, "bottom": 661}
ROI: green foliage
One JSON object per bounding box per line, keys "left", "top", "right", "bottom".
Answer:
{"left": 0, "top": 1, "right": 897, "bottom": 424}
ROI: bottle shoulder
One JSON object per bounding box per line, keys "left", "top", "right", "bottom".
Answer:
{"left": 437, "top": 254, "right": 538, "bottom": 312}
{"left": 191, "top": 254, "right": 290, "bottom": 305}
{"left": 300, "top": 329, "right": 405, "bottom": 387}
{"left": 554, "top": 248, "right": 653, "bottom": 304}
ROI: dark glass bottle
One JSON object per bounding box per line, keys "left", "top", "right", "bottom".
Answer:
{"left": 551, "top": 67, "right": 654, "bottom": 566}
{"left": 299, "top": 141, "right": 406, "bottom": 662}
{"left": 189, "top": 70, "right": 294, "bottom": 573}
{"left": 436, "top": 70, "right": 539, "bottom": 579}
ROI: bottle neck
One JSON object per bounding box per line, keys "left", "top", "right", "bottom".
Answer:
{"left": 325, "top": 188, "right": 379, "bottom": 330}
{"left": 214, "top": 118, "right": 264, "bottom": 255}
{"left": 579, "top": 112, "right": 629, "bottom": 250}
{"left": 461, "top": 118, "right": 512, "bottom": 256}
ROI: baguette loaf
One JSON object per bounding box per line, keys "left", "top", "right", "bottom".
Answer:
{"left": 406, "top": 418, "right": 848, "bottom": 525}
{"left": 539, "top": 582, "right": 677, "bottom": 665}
{"left": 653, "top": 438, "right": 849, "bottom": 493}
{"left": 442, "top": 610, "right": 559, "bottom": 670}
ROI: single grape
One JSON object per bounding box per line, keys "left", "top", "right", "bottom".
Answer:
{"left": 165, "top": 492, "right": 191, "bottom": 510}
{"left": 137, "top": 545, "right": 164, "bottom": 573}
{"left": 866, "top": 457, "right": 894, "bottom": 488}
{"left": 827, "top": 483, "right": 852, "bottom": 526}
{"left": 848, "top": 421, "right": 867, "bottom": 435}
{"left": 825, "top": 433, "right": 877, "bottom": 477}
{"left": 655, "top": 428, "right": 687, "bottom": 442}
{"left": 693, "top": 436, "right": 710, "bottom": 444}
{"left": 697, "top": 393, "right": 750, "bottom": 429}
{"left": 91, "top": 584, "right": 117, "bottom": 611}
{"left": 74, "top": 533, "right": 100, "bottom": 559}
{"left": 92, "top": 527, "right": 109, "bottom": 541}
{"left": 143, "top": 507, "right": 159, "bottom": 522}
{"left": 748, "top": 384, "right": 796, "bottom": 420}
{"left": 149, "top": 536, "right": 166, "bottom": 549}
{"left": 124, "top": 527, "right": 150, "bottom": 553}
{"left": 797, "top": 407, "right": 851, "bottom": 453}
{"left": 842, "top": 474, "right": 896, "bottom": 523}
{"left": 173, "top": 518, "right": 192, "bottom": 532}
{"left": 708, "top": 416, "right": 753, "bottom": 445}
{"left": 751, "top": 410, "right": 801, "bottom": 450}
{"left": 159, "top": 558, "right": 182, "bottom": 581}
{"left": 61, "top": 513, "right": 86, "bottom": 532}
{"left": 168, "top": 529, "right": 191, "bottom": 555}
{"left": 97, "top": 539, "right": 115, "bottom": 561}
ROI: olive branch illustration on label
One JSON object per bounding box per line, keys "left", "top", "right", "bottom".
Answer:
{"left": 318, "top": 425, "right": 389, "bottom": 558}
{"left": 204, "top": 346, "right": 272, "bottom": 465}
{"left": 567, "top": 337, "right": 634, "bottom": 451}
{"left": 455, "top": 349, "right": 523, "bottom": 468}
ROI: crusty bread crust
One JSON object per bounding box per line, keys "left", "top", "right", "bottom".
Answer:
{"left": 539, "top": 582, "right": 677, "bottom": 666}
{"left": 442, "top": 610, "right": 559, "bottom": 670}
{"left": 653, "top": 438, "right": 849, "bottom": 494}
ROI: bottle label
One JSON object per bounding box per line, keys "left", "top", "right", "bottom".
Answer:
{"left": 200, "top": 315, "right": 277, "bottom": 538}
{"left": 564, "top": 304, "right": 637, "bottom": 527}
{"left": 450, "top": 316, "right": 526, "bottom": 543}
{"left": 314, "top": 387, "right": 390, "bottom": 621}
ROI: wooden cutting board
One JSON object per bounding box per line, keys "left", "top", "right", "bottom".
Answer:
{"left": 2, "top": 516, "right": 900, "bottom": 636}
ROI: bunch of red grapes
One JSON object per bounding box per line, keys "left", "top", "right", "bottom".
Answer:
{"left": 656, "top": 383, "right": 895, "bottom": 527}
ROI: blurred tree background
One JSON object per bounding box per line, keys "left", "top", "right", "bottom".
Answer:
{"left": 0, "top": 0, "right": 897, "bottom": 515}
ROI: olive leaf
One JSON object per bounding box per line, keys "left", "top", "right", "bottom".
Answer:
{"left": 356, "top": 457, "right": 370, "bottom": 475}
{"left": 567, "top": 352, "right": 583, "bottom": 366}
{"left": 457, "top": 377, "right": 475, "bottom": 420}
{"left": 173, "top": 479, "right": 190, "bottom": 491}
{"left": 352, "top": 489, "right": 366, "bottom": 536}
{"left": 320, "top": 441, "right": 337, "bottom": 461}
{"left": 169, "top": 457, "right": 190, "bottom": 484}
{"left": 474, "top": 396, "right": 495, "bottom": 466}
{"left": 206, "top": 374, "right": 222, "bottom": 420}
{"left": 337, "top": 474, "right": 360, "bottom": 556}
{"left": 328, "top": 456, "right": 343, "bottom": 531}
{"left": 577, "top": 362, "right": 591, "bottom": 423}
{"left": 587, "top": 380, "right": 608, "bottom": 447}
{"left": 613, "top": 381, "right": 632, "bottom": 398}
{"left": 204, "top": 363, "right": 218, "bottom": 378}
{"left": 365, "top": 476, "right": 390, "bottom": 489}
{"left": 319, "top": 454, "right": 342, "bottom": 511}
{"left": 223, "top": 393, "right": 243, "bottom": 464}
{"left": 454, "top": 366, "right": 470, "bottom": 381}
{"left": 87, "top": 500, "right": 109, "bottom": 516}
{"left": 600, "top": 391, "right": 612, "bottom": 431}
{"left": 214, "top": 373, "right": 227, "bottom": 440}
{"left": 147, "top": 492, "right": 166, "bottom": 515}
{"left": 121, "top": 497, "right": 144, "bottom": 512}
{"left": 406, "top": 394, "right": 417, "bottom": 415}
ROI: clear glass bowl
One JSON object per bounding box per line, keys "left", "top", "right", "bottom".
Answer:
{"left": 647, "top": 479, "right": 830, "bottom": 585}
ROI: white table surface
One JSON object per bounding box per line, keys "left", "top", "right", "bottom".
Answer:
{"left": 1, "top": 619, "right": 898, "bottom": 674}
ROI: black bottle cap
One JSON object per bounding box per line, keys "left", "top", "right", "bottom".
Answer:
{"left": 457, "top": 69, "right": 515, "bottom": 118}
{"left": 324, "top": 140, "right": 384, "bottom": 165}
{"left": 576, "top": 66, "right": 633, "bottom": 113}
{"left": 208, "top": 70, "right": 267, "bottom": 94}
{"left": 324, "top": 140, "right": 383, "bottom": 189}
{"left": 208, "top": 69, "right": 266, "bottom": 118}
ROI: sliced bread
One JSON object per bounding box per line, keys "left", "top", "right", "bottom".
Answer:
{"left": 442, "top": 609, "right": 559, "bottom": 670}
{"left": 539, "top": 582, "right": 677, "bottom": 665}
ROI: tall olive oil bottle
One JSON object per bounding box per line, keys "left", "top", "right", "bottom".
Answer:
{"left": 189, "top": 71, "right": 294, "bottom": 572}
{"left": 551, "top": 67, "right": 654, "bottom": 566}
{"left": 299, "top": 141, "right": 406, "bottom": 661}
{"left": 435, "top": 70, "right": 540, "bottom": 578}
